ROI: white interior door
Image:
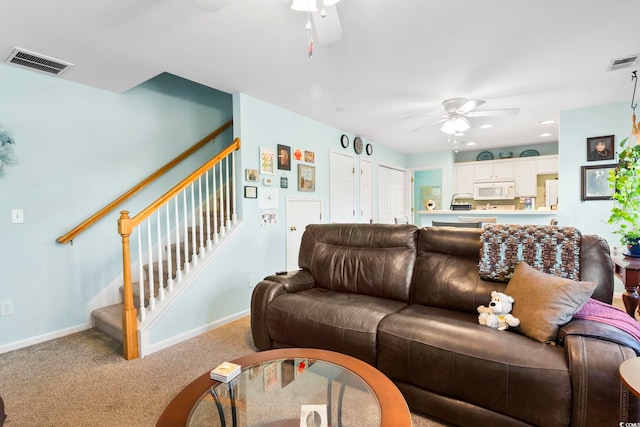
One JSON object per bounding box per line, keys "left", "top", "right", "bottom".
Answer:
{"left": 330, "top": 151, "right": 355, "bottom": 223}
{"left": 360, "top": 158, "right": 373, "bottom": 223}
{"left": 286, "top": 197, "right": 322, "bottom": 271}
{"left": 378, "top": 165, "right": 405, "bottom": 224}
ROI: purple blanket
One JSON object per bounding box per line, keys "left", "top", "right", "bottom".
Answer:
{"left": 573, "top": 298, "right": 640, "bottom": 342}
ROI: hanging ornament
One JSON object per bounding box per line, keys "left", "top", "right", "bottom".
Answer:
{"left": 306, "top": 14, "right": 314, "bottom": 59}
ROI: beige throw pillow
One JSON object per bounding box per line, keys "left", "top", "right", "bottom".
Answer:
{"left": 504, "top": 261, "right": 597, "bottom": 344}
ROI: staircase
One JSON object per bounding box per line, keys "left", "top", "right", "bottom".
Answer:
{"left": 92, "top": 210, "right": 232, "bottom": 343}
{"left": 90, "top": 138, "right": 241, "bottom": 358}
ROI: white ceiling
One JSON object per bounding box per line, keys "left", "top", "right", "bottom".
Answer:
{"left": 2, "top": 0, "right": 639, "bottom": 154}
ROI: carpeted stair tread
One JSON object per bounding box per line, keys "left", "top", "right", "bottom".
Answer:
{"left": 91, "top": 303, "right": 124, "bottom": 343}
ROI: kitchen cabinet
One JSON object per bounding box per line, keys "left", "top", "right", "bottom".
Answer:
{"left": 454, "top": 163, "right": 475, "bottom": 194}
{"left": 474, "top": 160, "right": 514, "bottom": 182}
{"left": 536, "top": 155, "right": 558, "bottom": 174}
{"left": 514, "top": 159, "right": 537, "bottom": 197}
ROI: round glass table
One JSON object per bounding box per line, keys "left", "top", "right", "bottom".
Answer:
{"left": 157, "top": 348, "right": 411, "bottom": 427}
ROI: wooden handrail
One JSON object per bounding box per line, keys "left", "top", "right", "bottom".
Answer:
{"left": 130, "top": 138, "right": 241, "bottom": 227}
{"left": 55, "top": 119, "right": 233, "bottom": 244}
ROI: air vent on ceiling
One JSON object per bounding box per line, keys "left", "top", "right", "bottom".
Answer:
{"left": 607, "top": 54, "right": 639, "bottom": 72}
{"left": 4, "top": 47, "right": 74, "bottom": 76}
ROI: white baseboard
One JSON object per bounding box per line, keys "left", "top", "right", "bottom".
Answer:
{"left": 140, "top": 309, "right": 250, "bottom": 357}
{"left": 0, "top": 323, "right": 89, "bottom": 355}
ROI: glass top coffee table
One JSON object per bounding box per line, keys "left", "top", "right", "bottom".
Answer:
{"left": 157, "top": 348, "right": 411, "bottom": 427}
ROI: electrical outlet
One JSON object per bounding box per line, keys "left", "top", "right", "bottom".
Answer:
{"left": 248, "top": 275, "right": 256, "bottom": 288}
{"left": 0, "top": 300, "right": 14, "bottom": 316}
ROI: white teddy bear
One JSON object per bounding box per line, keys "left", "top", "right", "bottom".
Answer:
{"left": 477, "top": 291, "right": 520, "bottom": 331}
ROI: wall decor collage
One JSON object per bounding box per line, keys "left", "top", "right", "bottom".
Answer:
{"left": 243, "top": 144, "right": 316, "bottom": 200}
{"left": 581, "top": 134, "right": 616, "bottom": 201}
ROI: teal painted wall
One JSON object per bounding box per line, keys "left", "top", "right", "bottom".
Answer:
{"left": 0, "top": 65, "right": 232, "bottom": 348}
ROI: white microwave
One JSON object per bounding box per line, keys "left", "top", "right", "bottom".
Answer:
{"left": 473, "top": 181, "right": 515, "bottom": 200}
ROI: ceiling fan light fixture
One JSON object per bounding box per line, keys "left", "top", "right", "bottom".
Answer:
{"left": 441, "top": 115, "right": 470, "bottom": 134}
{"left": 291, "top": 0, "right": 317, "bottom": 12}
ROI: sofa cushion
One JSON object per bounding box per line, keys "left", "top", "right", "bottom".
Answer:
{"left": 377, "top": 304, "right": 571, "bottom": 427}
{"left": 479, "top": 224, "right": 582, "bottom": 282}
{"left": 267, "top": 287, "right": 407, "bottom": 365}
{"left": 298, "top": 224, "right": 418, "bottom": 302}
{"left": 505, "top": 261, "right": 597, "bottom": 343}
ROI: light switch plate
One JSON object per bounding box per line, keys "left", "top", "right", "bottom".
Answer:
{"left": 11, "top": 209, "right": 24, "bottom": 224}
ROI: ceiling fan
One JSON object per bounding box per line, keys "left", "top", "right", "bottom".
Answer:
{"left": 410, "top": 98, "right": 520, "bottom": 135}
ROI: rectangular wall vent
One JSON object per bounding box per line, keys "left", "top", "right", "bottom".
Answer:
{"left": 607, "top": 54, "right": 639, "bottom": 72}
{"left": 4, "top": 47, "right": 74, "bottom": 76}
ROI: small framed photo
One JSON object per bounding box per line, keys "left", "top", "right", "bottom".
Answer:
{"left": 304, "top": 150, "right": 315, "bottom": 163}
{"left": 298, "top": 164, "right": 316, "bottom": 192}
{"left": 260, "top": 147, "right": 275, "bottom": 175}
{"left": 244, "top": 185, "right": 258, "bottom": 199}
{"left": 263, "top": 362, "right": 279, "bottom": 392}
{"left": 586, "top": 135, "right": 614, "bottom": 161}
{"left": 277, "top": 144, "right": 291, "bottom": 171}
{"left": 245, "top": 168, "right": 258, "bottom": 182}
{"left": 581, "top": 164, "right": 616, "bottom": 200}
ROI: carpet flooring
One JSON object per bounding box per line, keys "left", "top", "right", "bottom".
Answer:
{"left": 0, "top": 316, "right": 447, "bottom": 426}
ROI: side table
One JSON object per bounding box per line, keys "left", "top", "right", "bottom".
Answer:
{"left": 620, "top": 357, "right": 640, "bottom": 399}
{"left": 612, "top": 252, "right": 640, "bottom": 318}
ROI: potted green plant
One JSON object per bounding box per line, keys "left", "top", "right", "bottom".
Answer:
{"left": 608, "top": 136, "right": 640, "bottom": 256}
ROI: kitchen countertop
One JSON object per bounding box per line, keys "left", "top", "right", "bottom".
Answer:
{"left": 417, "top": 210, "right": 557, "bottom": 215}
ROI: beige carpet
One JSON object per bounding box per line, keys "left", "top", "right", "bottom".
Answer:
{"left": 0, "top": 316, "right": 447, "bottom": 427}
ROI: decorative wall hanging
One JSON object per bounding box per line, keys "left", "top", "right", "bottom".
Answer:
{"left": 581, "top": 164, "right": 616, "bottom": 200}
{"left": 294, "top": 149, "right": 303, "bottom": 161}
{"left": 586, "top": 135, "right": 615, "bottom": 161}
{"left": 298, "top": 164, "right": 316, "bottom": 192}
{"left": 260, "top": 147, "right": 275, "bottom": 175}
{"left": 277, "top": 144, "right": 291, "bottom": 170}
{"left": 280, "top": 173, "right": 288, "bottom": 188}
{"left": 244, "top": 186, "right": 258, "bottom": 198}
{"left": 245, "top": 168, "right": 259, "bottom": 182}
{"left": 0, "top": 124, "right": 17, "bottom": 177}
{"left": 304, "top": 150, "right": 315, "bottom": 163}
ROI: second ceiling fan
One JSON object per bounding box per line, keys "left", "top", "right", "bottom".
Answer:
{"left": 412, "top": 98, "right": 520, "bottom": 134}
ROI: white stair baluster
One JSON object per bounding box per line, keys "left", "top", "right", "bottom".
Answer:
{"left": 190, "top": 183, "right": 198, "bottom": 266}
{"left": 165, "top": 203, "right": 174, "bottom": 292}
{"left": 225, "top": 155, "right": 231, "bottom": 230}
{"left": 182, "top": 189, "right": 190, "bottom": 274}
{"left": 205, "top": 170, "right": 212, "bottom": 250}
{"left": 174, "top": 196, "right": 182, "bottom": 282}
{"left": 146, "top": 218, "right": 156, "bottom": 311}
{"left": 198, "top": 176, "right": 205, "bottom": 256}
{"left": 137, "top": 227, "right": 146, "bottom": 321}
{"left": 156, "top": 211, "right": 165, "bottom": 302}
{"left": 219, "top": 160, "right": 226, "bottom": 236}
{"left": 212, "top": 164, "right": 219, "bottom": 243}
{"left": 232, "top": 150, "right": 237, "bottom": 225}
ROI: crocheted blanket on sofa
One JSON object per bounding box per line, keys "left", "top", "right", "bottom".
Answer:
{"left": 479, "top": 224, "right": 581, "bottom": 282}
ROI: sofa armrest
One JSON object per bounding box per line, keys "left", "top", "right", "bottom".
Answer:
{"left": 562, "top": 332, "right": 640, "bottom": 426}
{"left": 558, "top": 319, "right": 640, "bottom": 356}
{"left": 250, "top": 270, "right": 316, "bottom": 350}
{"left": 262, "top": 269, "right": 316, "bottom": 293}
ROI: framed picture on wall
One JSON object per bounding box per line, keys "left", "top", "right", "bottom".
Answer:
{"left": 260, "top": 147, "right": 275, "bottom": 175}
{"left": 298, "top": 164, "right": 316, "bottom": 192}
{"left": 244, "top": 186, "right": 258, "bottom": 199}
{"left": 586, "top": 135, "right": 615, "bottom": 161}
{"left": 580, "top": 164, "right": 616, "bottom": 200}
{"left": 277, "top": 144, "right": 291, "bottom": 170}
{"left": 245, "top": 168, "right": 258, "bottom": 182}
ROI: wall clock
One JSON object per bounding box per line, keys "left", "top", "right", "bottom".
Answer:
{"left": 365, "top": 143, "right": 373, "bottom": 156}
{"left": 353, "top": 136, "right": 363, "bottom": 154}
{"left": 340, "top": 134, "right": 349, "bottom": 149}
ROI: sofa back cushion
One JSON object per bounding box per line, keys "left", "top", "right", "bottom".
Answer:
{"left": 298, "top": 224, "right": 418, "bottom": 302}
{"left": 411, "top": 226, "right": 614, "bottom": 313}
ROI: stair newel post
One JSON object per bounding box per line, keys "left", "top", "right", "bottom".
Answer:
{"left": 118, "top": 210, "right": 139, "bottom": 360}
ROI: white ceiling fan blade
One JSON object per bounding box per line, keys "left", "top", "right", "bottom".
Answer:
{"left": 456, "top": 99, "right": 486, "bottom": 114}
{"left": 466, "top": 108, "right": 520, "bottom": 117}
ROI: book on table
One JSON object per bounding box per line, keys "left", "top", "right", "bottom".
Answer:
{"left": 210, "top": 361, "right": 241, "bottom": 382}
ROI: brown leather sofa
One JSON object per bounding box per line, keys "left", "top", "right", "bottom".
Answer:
{"left": 251, "top": 224, "right": 640, "bottom": 426}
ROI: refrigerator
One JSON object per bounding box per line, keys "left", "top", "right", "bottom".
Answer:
{"left": 545, "top": 179, "right": 559, "bottom": 208}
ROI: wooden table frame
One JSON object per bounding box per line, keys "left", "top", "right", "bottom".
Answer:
{"left": 612, "top": 252, "right": 640, "bottom": 318}
{"left": 156, "top": 348, "right": 411, "bottom": 427}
